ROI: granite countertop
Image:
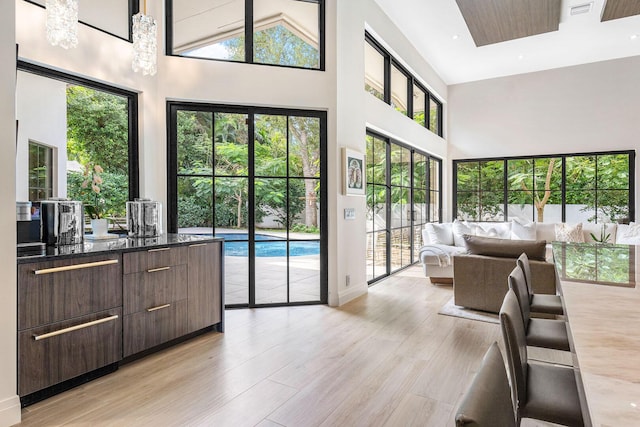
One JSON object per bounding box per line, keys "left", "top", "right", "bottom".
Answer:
{"left": 17, "top": 233, "right": 223, "bottom": 263}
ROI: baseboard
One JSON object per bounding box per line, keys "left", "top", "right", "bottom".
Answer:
{"left": 338, "top": 285, "right": 366, "bottom": 306}
{"left": 0, "top": 395, "right": 21, "bottom": 427}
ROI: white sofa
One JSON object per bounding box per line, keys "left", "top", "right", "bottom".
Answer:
{"left": 419, "top": 220, "right": 639, "bottom": 283}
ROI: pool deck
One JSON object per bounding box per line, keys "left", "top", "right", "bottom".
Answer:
{"left": 181, "top": 227, "right": 321, "bottom": 305}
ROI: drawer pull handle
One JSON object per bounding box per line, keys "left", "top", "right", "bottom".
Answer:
{"left": 189, "top": 243, "right": 207, "bottom": 248}
{"left": 34, "top": 259, "right": 119, "bottom": 275}
{"left": 33, "top": 315, "right": 119, "bottom": 341}
{"left": 147, "top": 303, "right": 171, "bottom": 312}
{"left": 147, "top": 266, "right": 171, "bottom": 273}
{"left": 147, "top": 247, "right": 170, "bottom": 253}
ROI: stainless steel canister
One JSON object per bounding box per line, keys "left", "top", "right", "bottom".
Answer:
{"left": 40, "top": 199, "right": 84, "bottom": 245}
{"left": 126, "top": 199, "right": 162, "bottom": 237}
{"left": 16, "top": 201, "right": 32, "bottom": 221}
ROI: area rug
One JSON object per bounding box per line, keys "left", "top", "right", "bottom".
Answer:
{"left": 438, "top": 297, "right": 499, "bottom": 324}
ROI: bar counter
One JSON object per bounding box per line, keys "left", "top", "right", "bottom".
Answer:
{"left": 552, "top": 242, "right": 640, "bottom": 426}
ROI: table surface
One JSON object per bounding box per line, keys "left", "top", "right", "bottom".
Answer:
{"left": 552, "top": 242, "right": 640, "bottom": 427}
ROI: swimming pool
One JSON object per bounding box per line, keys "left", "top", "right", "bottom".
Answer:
{"left": 217, "top": 233, "right": 320, "bottom": 257}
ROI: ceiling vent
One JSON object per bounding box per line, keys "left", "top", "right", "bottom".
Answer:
{"left": 570, "top": 2, "right": 593, "bottom": 15}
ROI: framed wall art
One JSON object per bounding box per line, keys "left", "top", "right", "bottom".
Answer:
{"left": 342, "top": 147, "right": 365, "bottom": 195}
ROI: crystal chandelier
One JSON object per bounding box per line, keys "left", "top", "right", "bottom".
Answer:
{"left": 45, "top": 0, "right": 79, "bottom": 49}
{"left": 132, "top": 0, "right": 157, "bottom": 76}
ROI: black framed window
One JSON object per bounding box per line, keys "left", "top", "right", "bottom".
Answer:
{"left": 366, "top": 130, "right": 442, "bottom": 284}
{"left": 17, "top": 61, "right": 139, "bottom": 216}
{"left": 28, "top": 142, "right": 54, "bottom": 201}
{"left": 167, "top": 0, "right": 325, "bottom": 71}
{"left": 364, "top": 32, "right": 444, "bottom": 137}
{"left": 24, "top": 0, "right": 139, "bottom": 42}
{"left": 454, "top": 151, "right": 635, "bottom": 224}
{"left": 168, "top": 102, "right": 327, "bottom": 308}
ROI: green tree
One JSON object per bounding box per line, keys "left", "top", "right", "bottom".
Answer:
{"left": 66, "top": 86, "right": 129, "bottom": 174}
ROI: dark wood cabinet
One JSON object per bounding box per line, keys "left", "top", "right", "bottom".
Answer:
{"left": 17, "top": 253, "right": 123, "bottom": 397}
{"left": 187, "top": 242, "right": 222, "bottom": 333}
{"left": 18, "top": 255, "right": 122, "bottom": 330}
{"left": 123, "top": 300, "right": 188, "bottom": 356}
{"left": 122, "top": 247, "right": 189, "bottom": 357}
{"left": 18, "top": 308, "right": 122, "bottom": 396}
{"left": 17, "top": 236, "right": 223, "bottom": 401}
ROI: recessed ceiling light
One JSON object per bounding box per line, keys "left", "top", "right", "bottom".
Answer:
{"left": 518, "top": 54, "right": 525, "bottom": 60}
{"left": 570, "top": 2, "right": 593, "bottom": 15}
{"left": 452, "top": 34, "right": 460, "bottom": 40}
{"left": 631, "top": 34, "right": 638, "bottom": 40}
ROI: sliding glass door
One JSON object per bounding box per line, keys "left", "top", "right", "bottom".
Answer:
{"left": 168, "top": 103, "right": 327, "bottom": 307}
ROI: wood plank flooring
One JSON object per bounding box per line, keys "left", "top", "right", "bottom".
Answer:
{"left": 15, "top": 266, "right": 553, "bottom": 426}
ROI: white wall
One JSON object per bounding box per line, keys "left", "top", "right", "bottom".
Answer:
{"left": 333, "top": 0, "right": 448, "bottom": 305}
{"left": 16, "top": 72, "right": 67, "bottom": 201}
{"left": 0, "top": 0, "right": 20, "bottom": 425}
{"left": 448, "top": 56, "right": 640, "bottom": 221}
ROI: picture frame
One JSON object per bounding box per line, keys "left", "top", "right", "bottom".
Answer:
{"left": 342, "top": 147, "right": 365, "bottom": 195}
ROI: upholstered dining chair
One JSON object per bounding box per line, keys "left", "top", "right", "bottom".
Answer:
{"left": 500, "top": 289, "right": 584, "bottom": 426}
{"left": 508, "top": 265, "right": 570, "bottom": 351}
{"left": 516, "top": 253, "right": 564, "bottom": 316}
{"left": 455, "top": 342, "right": 516, "bottom": 427}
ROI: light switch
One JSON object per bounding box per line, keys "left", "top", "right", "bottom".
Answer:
{"left": 344, "top": 208, "right": 355, "bottom": 220}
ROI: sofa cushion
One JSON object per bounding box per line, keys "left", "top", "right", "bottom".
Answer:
{"left": 555, "top": 223, "right": 585, "bottom": 243}
{"left": 476, "top": 222, "right": 512, "bottom": 239}
{"left": 463, "top": 235, "right": 547, "bottom": 261}
{"left": 452, "top": 220, "right": 477, "bottom": 247}
{"left": 535, "top": 222, "right": 557, "bottom": 243}
{"left": 616, "top": 222, "right": 640, "bottom": 245}
{"left": 511, "top": 219, "right": 537, "bottom": 240}
{"left": 423, "top": 223, "right": 454, "bottom": 245}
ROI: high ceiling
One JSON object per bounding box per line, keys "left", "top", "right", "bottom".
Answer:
{"left": 373, "top": 0, "right": 640, "bottom": 85}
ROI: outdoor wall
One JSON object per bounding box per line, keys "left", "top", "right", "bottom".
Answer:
{"left": 334, "top": 0, "right": 448, "bottom": 305}
{"left": 448, "top": 56, "right": 640, "bottom": 221}
{"left": 16, "top": 72, "right": 67, "bottom": 201}
{"left": 0, "top": 1, "right": 20, "bottom": 425}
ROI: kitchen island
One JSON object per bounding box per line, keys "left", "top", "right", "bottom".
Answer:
{"left": 17, "top": 234, "right": 224, "bottom": 406}
{"left": 553, "top": 242, "right": 640, "bottom": 426}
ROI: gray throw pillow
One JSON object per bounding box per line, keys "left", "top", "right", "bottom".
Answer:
{"left": 462, "top": 234, "right": 547, "bottom": 261}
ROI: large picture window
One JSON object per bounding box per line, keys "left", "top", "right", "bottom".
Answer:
{"left": 454, "top": 151, "right": 635, "bottom": 224}
{"left": 168, "top": 102, "right": 327, "bottom": 308}
{"left": 366, "top": 131, "right": 442, "bottom": 283}
{"left": 364, "top": 33, "right": 443, "bottom": 137}
{"left": 167, "top": 0, "right": 324, "bottom": 70}
{"left": 16, "top": 62, "right": 139, "bottom": 220}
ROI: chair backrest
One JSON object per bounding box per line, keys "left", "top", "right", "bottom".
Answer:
{"left": 508, "top": 265, "right": 531, "bottom": 326}
{"left": 516, "top": 253, "right": 534, "bottom": 297}
{"left": 455, "top": 342, "right": 516, "bottom": 427}
{"left": 500, "top": 289, "right": 529, "bottom": 424}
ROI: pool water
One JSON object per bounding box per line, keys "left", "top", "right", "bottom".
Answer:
{"left": 217, "top": 233, "right": 320, "bottom": 257}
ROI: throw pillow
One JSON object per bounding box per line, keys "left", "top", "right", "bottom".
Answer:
{"left": 617, "top": 222, "right": 640, "bottom": 245}
{"left": 476, "top": 222, "right": 512, "bottom": 239}
{"left": 424, "top": 223, "right": 454, "bottom": 246}
{"left": 511, "top": 218, "right": 537, "bottom": 240}
{"left": 463, "top": 235, "right": 547, "bottom": 261}
{"left": 452, "top": 220, "right": 477, "bottom": 247}
{"left": 554, "top": 223, "right": 585, "bottom": 243}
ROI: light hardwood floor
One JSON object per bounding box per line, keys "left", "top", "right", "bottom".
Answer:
{"left": 16, "top": 266, "right": 553, "bottom": 426}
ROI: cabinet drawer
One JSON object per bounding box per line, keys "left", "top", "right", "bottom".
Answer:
{"left": 123, "top": 299, "right": 188, "bottom": 357}
{"left": 123, "top": 246, "right": 188, "bottom": 274}
{"left": 123, "top": 264, "right": 188, "bottom": 315}
{"left": 18, "top": 255, "right": 122, "bottom": 330}
{"left": 18, "top": 308, "right": 122, "bottom": 396}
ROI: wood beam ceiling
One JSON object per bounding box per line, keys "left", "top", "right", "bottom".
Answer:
{"left": 455, "top": 0, "right": 561, "bottom": 47}
{"left": 601, "top": 0, "right": 640, "bottom": 21}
